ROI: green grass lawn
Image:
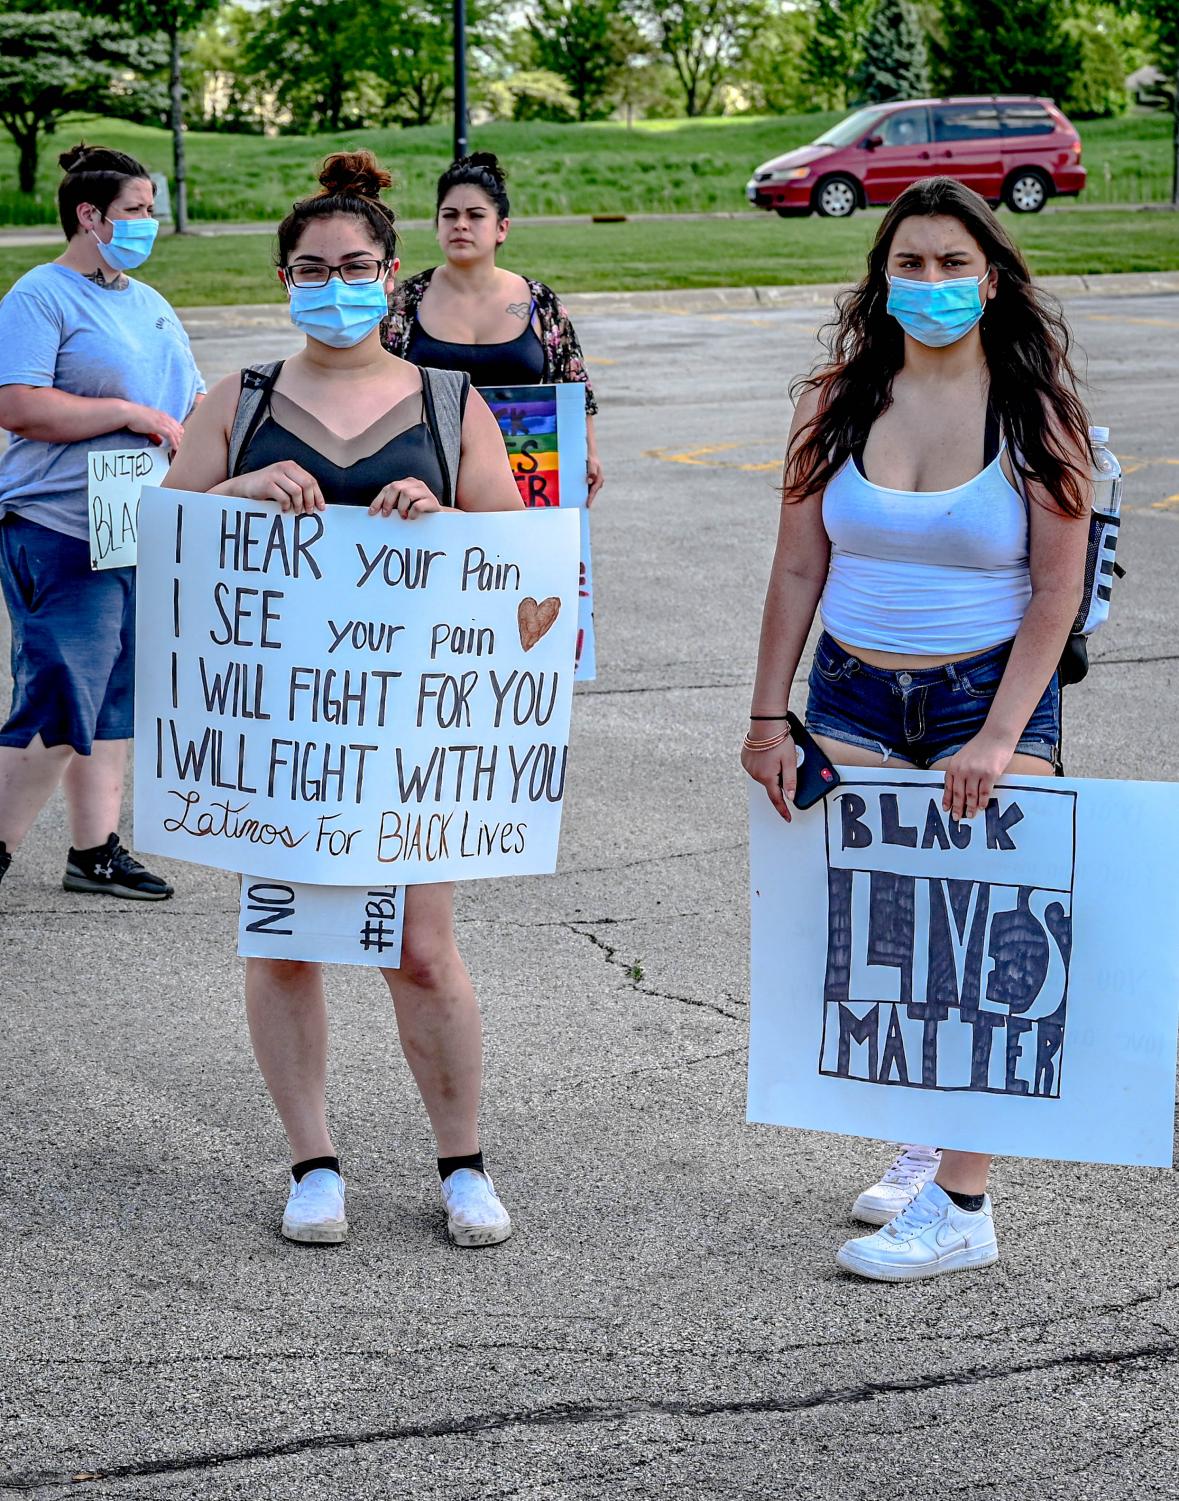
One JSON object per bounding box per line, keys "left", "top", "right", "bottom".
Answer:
{"left": 0, "top": 209, "right": 1174, "bottom": 307}
{"left": 0, "top": 108, "right": 1173, "bottom": 227}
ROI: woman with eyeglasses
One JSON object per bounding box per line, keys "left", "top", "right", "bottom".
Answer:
{"left": 0, "top": 143, "right": 203, "bottom": 903}
{"left": 166, "top": 151, "right": 525, "bottom": 1250}
{"left": 743, "top": 177, "right": 1091, "bottom": 1281}
{"left": 384, "top": 152, "right": 604, "bottom": 503}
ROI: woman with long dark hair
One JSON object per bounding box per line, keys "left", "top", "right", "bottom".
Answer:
{"left": 383, "top": 152, "right": 604, "bottom": 502}
{"left": 167, "top": 151, "right": 524, "bottom": 1249}
{"left": 0, "top": 144, "right": 203, "bottom": 901}
{"left": 742, "top": 177, "right": 1091, "bottom": 1281}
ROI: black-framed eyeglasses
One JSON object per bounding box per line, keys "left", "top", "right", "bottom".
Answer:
{"left": 284, "top": 257, "right": 390, "bottom": 289}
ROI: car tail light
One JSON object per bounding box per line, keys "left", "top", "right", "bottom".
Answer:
{"left": 1073, "top": 140, "right": 1082, "bottom": 156}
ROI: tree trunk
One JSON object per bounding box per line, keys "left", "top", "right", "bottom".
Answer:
{"left": 1172, "top": 53, "right": 1179, "bottom": 208}
{"left": 17, "top": 125, "right": 38, "bottom": 195}
{"left": 170, "top": 25, "right": 189, "bottom": 233}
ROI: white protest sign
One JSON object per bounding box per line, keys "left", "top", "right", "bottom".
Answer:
{"left": 238, "top": 879, "right": 404, "bottom": 968}
{"left": 88, "top": 446, "right": 169, "bottom": 570}
{"left": 133, "top": 489, "right": 579, "bottom": 885}
{"left": 748, "top": 769, "right": 1179, "bottom": 1167}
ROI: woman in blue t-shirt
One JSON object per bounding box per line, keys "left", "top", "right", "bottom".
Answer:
{"left": 0, "top": 143, "right": 204, "bottom": 901}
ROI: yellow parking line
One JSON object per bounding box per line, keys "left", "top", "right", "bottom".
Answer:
{"left": 1082, "top": 314, "right": 1179, "bottom": 330}
{"left": 645, "top": 442, "right": 782, "bottom": 472}
{"left": 1151, "top": 493, "right": 1179, "bottom": 510}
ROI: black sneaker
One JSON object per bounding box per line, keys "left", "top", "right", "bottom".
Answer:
{"left": 62, "top": 833, "right": 174, "bottom": 901}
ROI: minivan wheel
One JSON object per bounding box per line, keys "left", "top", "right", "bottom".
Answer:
{"left": 814, "top": 175, "right": 859, "bottom": 218}
{"left": 1004, "top": 169, "right": 1050, "bottom": 213}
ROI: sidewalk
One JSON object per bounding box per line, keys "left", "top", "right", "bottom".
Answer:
{"left": 172, "top": 269, "right": 1179, "bottom": 333}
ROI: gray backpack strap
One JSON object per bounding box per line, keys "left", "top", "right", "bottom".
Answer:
{"left": 419, "top": 366, "right": 469, "bottom": 508}
{"left": 228, "top": 362, "right": 283, "bottom": 478}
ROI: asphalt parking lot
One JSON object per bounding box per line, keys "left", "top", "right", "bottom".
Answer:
{"left": 3, "top": 285, "right": 1179, "bottom": 1499}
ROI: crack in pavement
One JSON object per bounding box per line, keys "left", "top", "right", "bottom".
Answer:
{"left": 5, "top": 1340, "right": 1177, "bottom": 1492}
{"left": 564, "top": 923, "right": 743, "bottom": 1022}
{"left": 8, "top": 1275, "right": 1177, "bottom": 1373}
{"left": 1087, "top": 652, "right": 1179, "bottom": 667}
{"left": 577, "top": 680, "right": 743, "bottom": 698}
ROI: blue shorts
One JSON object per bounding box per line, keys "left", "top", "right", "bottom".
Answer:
{"left": 805, "top": 632, "right": 1060, "bottom": 770}
{"left": 0, "top": 515, "right": 136, "bottom": 754}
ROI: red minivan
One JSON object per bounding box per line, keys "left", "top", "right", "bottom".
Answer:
{"left": 746, "top": 96, "right": 1085, "bottom": 218}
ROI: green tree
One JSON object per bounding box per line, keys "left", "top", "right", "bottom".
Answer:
{"left": 0, "top": 10, "right": 166, "bottom": 193}
{"left": 932, "top": 0, "right": 1078, "bottom": 100}
{"left": 1129, "top": 0, "right": 1179, "bottom": 204}
{"left": 98, "top": 0, "right": 222, "bottom": 233}
{"left": 183, "top": 4, "right": 271, "bottom": 133}
{"left": 244, "top": 0, "right": 372, "bottom": 132}
{"left": 851, "top": 0, "right": 931, "bottom": 102}
{"left": 801, "top": 0, "right": 873, "bottom": 110}
{"left": 630, "top": 0, "right": 765, "bottom": 117}
{"left": 737, "top": 3, "right": 814, "bottom": 114}
{"left": 1061, "top": 3, "right": 1142, "bottom": 118}
{"left": 484, "top": 68, "right": 578, "bottom": 121}
{"left": 529, "top": 0, "right": 642, "bottom": 121}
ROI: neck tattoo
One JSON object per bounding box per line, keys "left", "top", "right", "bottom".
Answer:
{"left": 85, "top": 266, "right": 128, "bottom": 292}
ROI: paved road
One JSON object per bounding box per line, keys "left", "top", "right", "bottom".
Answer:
{"left": 3, "top": 292, "right": 1178, "bottom": 1499}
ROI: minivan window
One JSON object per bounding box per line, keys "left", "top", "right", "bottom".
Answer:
{"left": 999, "top": 102, "right": 1055, "bottom": 136}
{"left": 814, "top": 107, "right": 887, "bottom": 148}
{"left": 933, "top": 104, "right": 1000, "bottom": 142}
{"left": 878, "top": 108, "right": 931, "bottom": 146}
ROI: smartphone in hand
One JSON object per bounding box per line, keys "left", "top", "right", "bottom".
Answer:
{"left": 786, "top": 711, "right": 841, "bottom": 809}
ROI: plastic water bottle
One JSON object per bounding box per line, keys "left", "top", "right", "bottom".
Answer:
{"left": 1089, "top": 425, "right": 1122, "bottom": 517}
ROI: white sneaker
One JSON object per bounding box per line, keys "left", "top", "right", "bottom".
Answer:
{"left": 852, "top": 1144, "right": 942, "bottom": 1225}
{"left": 836, "top": 1182, "right": 999, "bottom": 1282}
{"left": 441, "top": 1168, "right": 512, "bottom": 1248}
{"left": 281, "top": 1168, "right": 348, "bottom": 1244}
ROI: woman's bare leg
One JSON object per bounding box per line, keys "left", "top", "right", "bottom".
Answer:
{"left": 382, "top": 883, "right": 483, "bottom": 1158}
{"left": 62, "top": 739, "right": 127, "bottom": 848}
{"left": 244, "top": 957, "right": 334, "bottom": 1162}
{"left": 0, "top": 737, "right": 74, "bottom": 848}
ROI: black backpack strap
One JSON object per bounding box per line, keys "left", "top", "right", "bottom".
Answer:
{"left": 419, "top": 366, "right": 469, "bottom": 508}
{"left": 228, "top": 361, "right": 284, "bottom": 478}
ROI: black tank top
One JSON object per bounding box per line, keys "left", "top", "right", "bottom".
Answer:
{"left": 406, "top": 310, "right": 545, "bottom": 387}
{"left": 239, "top": 386, "right": 446, "bottom": 508}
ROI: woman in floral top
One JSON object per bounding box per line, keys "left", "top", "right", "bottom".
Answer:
{"left": 383, "top": 152, "right": 604, "bottom": 501}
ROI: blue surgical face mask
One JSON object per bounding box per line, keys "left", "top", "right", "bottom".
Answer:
{"left": 886, "top": 269, "right": 990, "bottom": 348}
{"left": 93, "top": 215, "right": 159, "bottom": 272}
{"left": 287, "top": 278, "right": 389, "bottom": 349}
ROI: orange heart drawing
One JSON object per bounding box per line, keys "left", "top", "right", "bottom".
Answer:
{"left": 518, "top": 595, "right": 561, "bottom": 651}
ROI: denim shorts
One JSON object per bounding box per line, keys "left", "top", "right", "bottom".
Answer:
{"left": 805, "top": 632, "right": 1060, "bottom": 770}
{"left": 0, "top": 515, "right": 136, "bottom": 754}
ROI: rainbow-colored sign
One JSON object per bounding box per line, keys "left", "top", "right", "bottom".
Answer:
{"left": 480, "top": 382, "right": 595, "bottom": 679}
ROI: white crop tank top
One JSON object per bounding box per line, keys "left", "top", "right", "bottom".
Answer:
{"left": 819, "top": 445, "right": 1031, "bottom": 655}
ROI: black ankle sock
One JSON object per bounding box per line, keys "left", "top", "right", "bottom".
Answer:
{"left": 438, "top": 1150, "right": 484, "bottom": 1182}
{"left": 292, "top": 1154, "right": 340, "bottom": 1183}
{"left": 945, "top": 1189, "right": 986, "bottom": 1213}
{"left": 71, "top": 833, "right": 116, "bottom": 859}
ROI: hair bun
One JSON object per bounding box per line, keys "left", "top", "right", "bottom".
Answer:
{"left": 317, "top": 150, "right": 392, "bottom": 201}
{"left": 59, "top": 142, "right": 99, "bottom": 174}
{"left": 464, "top": 151, "right": 506, "bottom": 185}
